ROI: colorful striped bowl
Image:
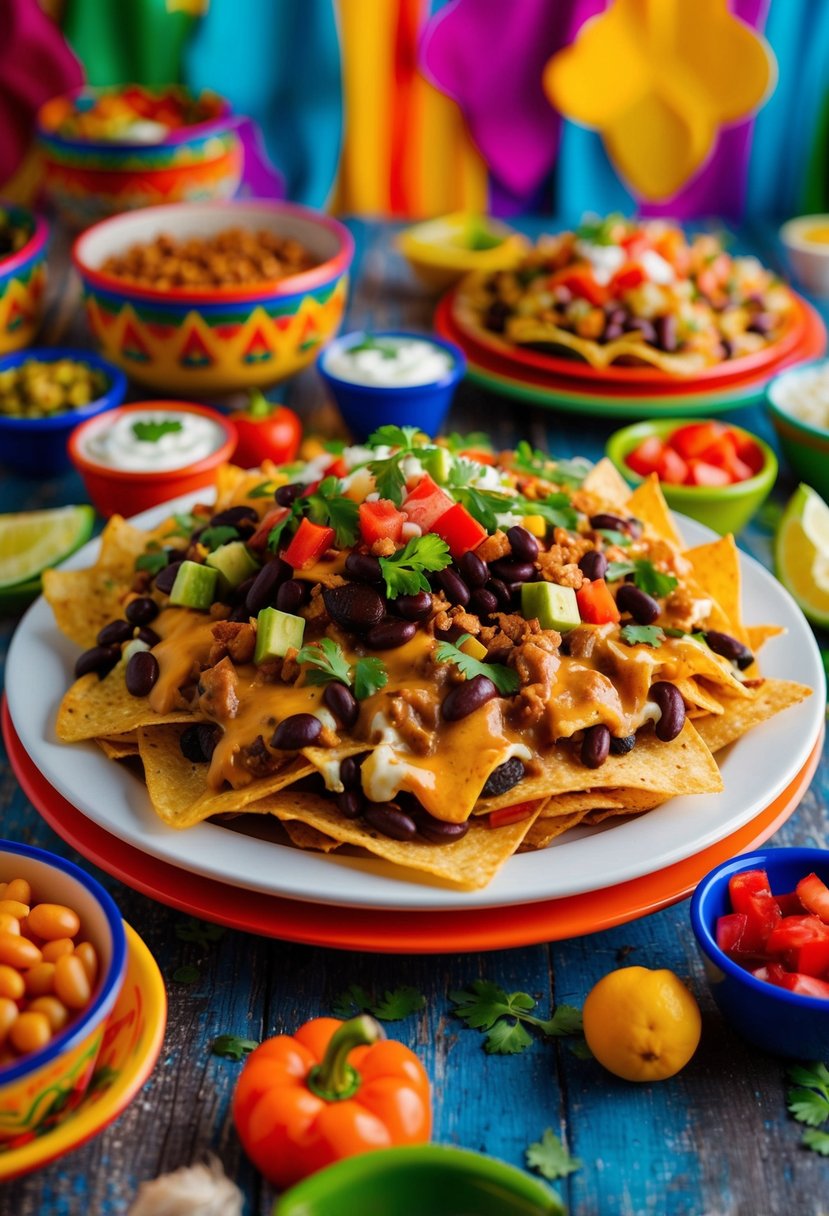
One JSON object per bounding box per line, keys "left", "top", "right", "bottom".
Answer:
{"left": 0, "top": 206, "right": 48, "bottom": 356}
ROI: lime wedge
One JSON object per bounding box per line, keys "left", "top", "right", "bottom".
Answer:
{"left": 775, "top": 484, "right": 829, "bottom": 627}
{"left": 0, "top": 505, "right": 95, "bottom": 590}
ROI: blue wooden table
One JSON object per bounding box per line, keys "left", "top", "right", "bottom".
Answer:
{"left": 1, "top": 219, "right": 827, "bottom": 1216}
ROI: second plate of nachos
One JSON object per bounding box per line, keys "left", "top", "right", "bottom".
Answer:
{"left": 6, "top": 432, "right": 822, "bottom": 910}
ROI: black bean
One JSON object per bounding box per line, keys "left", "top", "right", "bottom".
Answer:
{"left": 363, "top": 803, "right": 417, "bottom": 842}
{"left": 210, "top": 506, "right": 258, "bottom": 528}
{"left": 626, "top": 517, "right": 644, "bottom": 540}
{"left": 458, "top": 551, "right": 488, "bottom": 589}
{"left": 470, "top": 588, "right": 499, "bottom": 618}
{"left": 324, "top": 582, "right": 386, "bottom": 631}
{"left": 603, "top": 322, "right": 626, "bottom": 343}
{"left": 616, "top": 583, "right": 660, "bottom": 625}
{"left": 136, "top": 626, "right": 160, "bottom": 647}
{"left": 340, "top": 755, "right": 363, "bottom": 790}
{"left": 488, "top": 559, "right": 535, "bottom": 584}
{"left": 654, "top": 314, "right": 677, "bottom": 352}
{"left": 231, "top": 575, "right": 258, "bottom": 606}
{"left": 579, "top": 550, "right": 608, "bottom": 581}
{"left": 125, "top": 650, "right": 159, "bottom": 697}
{"left": 481, "top": 757, "right": 526, "bottom": 799}
{"left": 336, "top": 790, "right": 363, "bottom": 819}
{"left": 246, "top": 558, "right": 292, "bottom": 615}
{"left": 275, "top": 482, "right": 305, "bottom": 508}
{"left": 435, "top": 567, "right": 470, "bottom": 608}
{"left": 324, "top": 681, "right": 359, "bottom": 729}
{"left": 392, "top": 591, "right": 433, "bottom": 621}
{"left": 276, "top": 579, "right": 308, "bottom": 615}
{"left": 589, "top": 512, "right": 629, "bottom": 534}
{"left": 581, "top": 723, "right": 611, "bottom": 769}
{"left": 442, "top": 674, "right": 497, "bottom": 722}
{"left": 74, "top": 644, "right": 121, "bottom": 680}
{"left": 271, "top": 713, "right": 323, "bottom": 750}
{"left": 154, "top": 561, "right": 182, "bottom": 595}
{"left": 703, "top": 630, "right": 754, "bottom": 670}
{"left": 197, "top": 723, "right": 221, "bottom": 758}
{"left": 651, "top": 681, "right": 686, "bottom": 741}
{"left": 506, "top": 525, "right": 539, "bottom": 563}
{"left": 97, "top": 619, "right": 133, "bottom": 647}
{"left": 125, "top": 597, "right": 159, "bottom": 626}
{"left": 625, "top": 317, "right": 657, "bottom": 344}
{"left": 610, "top": 734, "right": 636, "bottom": 756}
{"left": 344, "top": 552, "right": 383, "bottom": 583}
{"left": 365, "top": 618, "right": 417, "bottom": 650}
{"left": 486, "top": 578, "right": 511, "bottom": 609}
{"left": 721, "top": 338, "right": 735, "bottom": 360}
{"left": 179, "top": 722, "right": 221, "bottom": 763}
{"left": 227, "top": 604, "right": 249, "bottom": 622}
{"left": 485, "top": 300, "right": 511, "bottom": 333}
{"left": 748, "top": 311, "right": 775, "bottom": 336}
{"left": 605, "top": 305, "right": 627, "bottom": 326}
{"left": 411, "top": 807, "right": 470, "bottom": 845}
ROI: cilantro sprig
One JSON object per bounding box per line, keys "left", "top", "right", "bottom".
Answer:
{"left": 304, "top": 476, "right": 360, "bottom": 547}
{"left": 606, "top": 558, "right": 678, "bottom": 598}
{"left": 135, "top": 549, "right": 168, "bottom": 575}
{"left": 296, "top": 638, "right": 388, "bottom": 700}
{"left": 788, "top": 1063, "right": 829, "bottom": 1154}
{"left": 435, "top": 633, "right": 519, "bottom": 696}
{"left": 165, "top": 512, "right": 202, "bottom": 539}
{"left": 450, "top": 979, "right": 585, "bottom": 1055}
{"left": 526, "top": 1128, "right": 582, "bottom": 1182}
{"left": 443, "top": 431, "right": 492, "bottom": 455}
{"left": 198, "top": 525, "right": 239, "bottom": 551}
{"left": 379, "top": 534, "right": 452, "bottom": 598}
{"left": 248, "top": 480, "right": 278, "bottom": 499}
{"left": 332, "top": 983, "right": 426, "bottom": 1022}
{"left": 132, "top": 418, "right": 183, "bottom": 443}
{"left": 512, "top": 440, "right": 591, "bottom": 488}
{"left": 267, "top": 499, "right": 303, "bottom": 552}
{"left": 364, "top": 425, "right": 427, "bottom": 504}
{"left": 211, "top": 1034, "right": 259, "bottom": 1061}
{"left": 620, "top": 624, "right": 665, "bottom": 648}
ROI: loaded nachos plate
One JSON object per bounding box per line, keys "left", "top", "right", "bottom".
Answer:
{"left": 6, "top": 431, "right": 821, "bottom": 907}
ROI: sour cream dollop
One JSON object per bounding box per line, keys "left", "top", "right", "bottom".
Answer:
{"left": 80, "top": 410, "right": 227, "bottom": 472}
{"left": 325, "top": 336, "right": 454, "bottom": 387}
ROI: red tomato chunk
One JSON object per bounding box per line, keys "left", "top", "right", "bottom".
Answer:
{"left": 625, "top": 423, "right": 764, "bottom": 489}
{"left": 716, "top": 868, "right": 829, "bottom": 998}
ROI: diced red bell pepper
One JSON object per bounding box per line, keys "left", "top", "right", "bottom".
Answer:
{"left": 625, "top": 436, "right": 665, "bottom": 477}
{"left": 487, "top": 801, "right": 539, "bottom": 829}
{"left": 654, "top": 447, "right": 689, "bottom": 486}
{"left": 553, "top": 268, "right": 607, "bottom": 307}
{"left": 764, "top": 965, "right": 829, "bottom": 998}
{"left": 402, "top": 475, "right": 454, "bottom": 530}
{"left": 282, "top": 517, "right": 335, "bottom": 569}
{"left": 716, "top": 912, "right": 749, "bottom": 956}
{"left": 667, "top": 422, "right": 728, "bottom": 461}
{"left": 430, "top": 503, "right": 487, "bottom": 558}
{"left": 728, "top": 870, "right": 781, "bottom": 952}
{"left": 797, "top": 873, "right": 829, "bottom": 923}
{"left": 576, "top": 578, "right": 620, "bottom": 625}
{"left": 249, "top": 506, "right": 289, "bottom": 551}
{"left": 324, "top": 456, "right": 349, "bottom": 478}
{"left": 684, "top": 460, "right": 732, "bottom": 488}
{"left": 358, "top": 499, "right": 406, "bottom": 546}
{"left": 609, "top": 263, "right": 647, "bottom": 295}
{"left": 620, "top": 231, "right": 649, "bottom": 259}
{"left": 775, "top": 890, "right": 806, "bottom": 917}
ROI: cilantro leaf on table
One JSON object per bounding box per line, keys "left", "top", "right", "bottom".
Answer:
{"left": 331, "top": 983, "right": 426, "bottom": 1022}
{"left": 175, "top": 918, "right": 226, "bottom": 948}
{"left": 135, "top": 550, "right": 168, "bottom": 575}
{"left": 332, "top": 984, "right": 373, "bottom": 1019}
{"left": 198, "top": 525, "right": 239, "bottom": 551}
{"left": 605, "top": 559, "right": 678, "bottom": 597}
{"left": 449, "top": 979, "right": 584, "bottom": 1055}
{"left": 379, "top": 534, "right": 451, "bottom": 598}
{"left": 132, "top": 418, "right": 183, "bottom": 443}
{"left": 620, "top": 624, "right": 665, "bottom": 648}
{"left": 305, "top": 476, "right": 360, "bottom": 548}
{"left": 296, "top": 639, "right": 388, "bottom": 700}
{"left": 248, "top": 480, "right": 278, "bottom": 499}
{"left": 802, "top": 1129, "right": 829, "bottom": 1156}
{"left": 485, "top": 1019, "right": 534, "bottom": 1055}
{"left": 211, "top": 1034, "right": 259, "bottom": 1061}
{"left": 526, "top": 1128, "right": 582, "bottom": 1181}
{"left": 434, "top": 634, "right": 519, "bottom": 696}
{"left": 450, "top": 980, "right": 534, "bottom": 1031}
{"left": 534, "top": 1005, "right": 584, "bottom": 1037}
{"left": 788, "top": 1063, "right": 829, "bottom": 1126}
{"left": 172, "top": 964, "right": 200, "bottom": 985}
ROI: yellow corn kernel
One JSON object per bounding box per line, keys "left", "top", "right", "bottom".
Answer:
{"left": 459, "top": 636, "right": 488, "bottom": 661}
{"left": 521, "top": 515, "right": 547, "bottom": 538}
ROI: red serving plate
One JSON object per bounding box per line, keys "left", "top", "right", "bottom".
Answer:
{"left": 3, "top": 701, "right": 822, "bottom": 954}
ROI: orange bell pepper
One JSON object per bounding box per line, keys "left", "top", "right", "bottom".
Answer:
{"left": 233, "top": 1015, "right": 432, "bottom": 1188}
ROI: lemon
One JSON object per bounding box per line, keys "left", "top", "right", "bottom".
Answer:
{"left": 582, "top": 966, "right": 702, "bottom": 1082}
{"left": 0, "top": 505, "right": 94, "bottom": 591}
{"left": 775, "top": 484, "right": 829, "bottom": 627}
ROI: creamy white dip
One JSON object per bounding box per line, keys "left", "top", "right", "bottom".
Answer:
{"left": 773, "top": 364, "right": 829, "bottom": 430}
{"left": 81, "top": 410, "right": 226, "bottom": 472}
{"left": 326, "top": 336, "right": 453, "bottom": 387}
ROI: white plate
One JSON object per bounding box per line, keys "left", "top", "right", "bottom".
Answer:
{"left": 6, "top": 494, "right": 825, "bottom": 911}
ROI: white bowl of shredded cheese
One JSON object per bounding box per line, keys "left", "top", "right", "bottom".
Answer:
{"left": 767, "top": 360, "right": 829, "bottom": 497}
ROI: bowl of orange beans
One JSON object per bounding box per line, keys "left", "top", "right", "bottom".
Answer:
{"left": 0, "top": 840, "right": 127, "bottom": 1142}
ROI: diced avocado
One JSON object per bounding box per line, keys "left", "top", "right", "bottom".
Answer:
{"left": 254, "top": 607, "right": 305, "bottom": 664}
{"left": 206, "top": 541, "right": 260, "bottom": 591}
{"left": 169, "top": 560, "right": 218, "bottom": 610}
{"left": 422, "top": 445, "right": 454, "bottom": 485}
{"left": 521, "top": 581, "right": 580, "bottom": 632}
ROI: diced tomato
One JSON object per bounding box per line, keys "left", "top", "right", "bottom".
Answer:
{"left": 609, "top": 263, "right": 647, "bottom": 295}
{"left": 625, "top": 436, "right": 665, "bottom": 477}
{"left": 684, "top": 460, "right": 732, "bottom": 488}
{"left": 553, "top": 268, "right": 607, "bottom": 307}
{"left": 281, "top": 517, "right": 335, "bottom": 569}
{"left": 797, "top": 873, "right": 829, "bottom": 923}
{"left": 487, "top": 801, "right": 539, "bottom": 829}
{"left": 402, "top": 475, "right": 454, "bottom": 530}
{"left": 324, "top": 456, "right": 348, "bottom": 478}
{"left": 620, "top": 231, "right": 649, "bottom": 259}
{"left": 716, "top": 912, "right": 749, "bottom": 955}
{"left": 654, "top": 447, "right": 689, "bottom": 485}
{"left": 776, "top": 890, "right": 806, "bottom": 916}
{"left": 734, "top": 436, "right": 764, "bottom": 475}
{"left": 764, "top": 966, "right": 829, "bottom": 998}
{"left": 358, "top": 499, "right": 406, "bottom": 546}
{"left": 667, "top": 422, "right": 728, "bottom": 461}
{"left": 430, "top": 503, "right": 487, "bottom": 558}
{"left": 248, "top": 506, "right": 289, "bottom": 551}
{"left": 728, "top": 870, "right": 781, "bottom": 952}
{"left": 766, "top": 915, "right": 829, "bottom": 955}
{"left": 792, "top": 939, "right": 829, "bottom": 979}
{"left": 576, "top": 578, "right": 620, "bottom": 625}
{"left": 696, "top": 432, "right": 754, "bottom": 484}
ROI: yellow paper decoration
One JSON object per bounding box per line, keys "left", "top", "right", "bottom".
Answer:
{"left": 544, "top": 0, "right": 776, "bottom": 201}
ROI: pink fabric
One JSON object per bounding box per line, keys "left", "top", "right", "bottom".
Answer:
{"left": 0, "top": 0, "right": 83, "bottom": 188}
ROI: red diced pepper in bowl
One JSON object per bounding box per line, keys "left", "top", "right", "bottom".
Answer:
{"left": 624, "top": 421, "right": 766, "bottom": 489}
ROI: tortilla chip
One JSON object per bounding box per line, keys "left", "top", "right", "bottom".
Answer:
{"left": 674, "top": 677, "right": 725, "bottom": 716}
{"left": 520, "top": 811, "right": 588, "bottom": 850}
{"left": 282, "top": 821, "right": 341, "bottom": 852}
{"left": 57, "top": 669, "right": 193, "bottom": 743}
{"left": 684, "top": 535, "right": 749, "bottom": 643}
{"left": 693, "top": 679, "right": 811, "bottom": 754}
{"left": 747, "top": 624, "right": 784, "bottom": 652}
{"left": 628, "top": 476, "right": 685, "bottom": 548}
{"left": 581, "top": 458, "right": 632, "bottom": 510}
{"left": 96, "top": 735, "right": 140, "bottom": 761}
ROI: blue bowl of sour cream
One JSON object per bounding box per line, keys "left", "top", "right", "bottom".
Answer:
{"left": 317, "top": 330, "right": 466, "bottom": 440}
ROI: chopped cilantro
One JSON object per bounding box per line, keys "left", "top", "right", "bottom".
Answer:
{"left": 450, "top": 978, "right": 584, "bottom": 1055}
{"left": 366, "top": 424, "right": 425, "bottom": 450}
{"left": 378, "top": 534, "right": 451, "bottom": 598}
{"left": 198, "top": 525, "right": 239, "bottom": 551}
{"left": 443, "top": 431, "right": 492, "bottom": 454}
{"left": 296, "top": 639, "right": 388, "bottom": 700}
{"left": 575, "top": 212, "right": 627, "bottom": 246}
{"left": 620, "top": 624, "right": 665, "bottom": 648}
{"left": 512, "top": 441, "right": 591, "bottom": 487}
{"left": 267, "top": 499, "right": 303, "bottom": 552}
{"left": 211, "top": 1034, "right": 259, "bottom": 1061}
{"left": 605, "top": 559, "right": 678, "bottom": 597}
{"left": 132, "top": 418, "right": 184, "bottom": 443}
{"left": 596, "top": 528, "right": 631, "bottom": 548}
{"left": 248, "top": 480, "right": 277, "bottom": 499}
{"left": 353, "top": 657, "right": 388, "bottom": 700}
{"left": 332, "top": 983, "right": 426, "bottom": 1022}
{"left": 663, "top": 627, "right": 707, "bottom": 644}
{"left": 517, "top": 493, "right": 579, "bottom": 532}
{"left": 304, "top": 476, "right": 360, "bottom": 547}
{"left": 434, "top": 634, "right": 519, "bottom": 696}
{"left": 526, "top": 1128, "right": 582, "bottom": 1181}
{"left": 135, "top": 550, "right": 168, "bottom": 575}
{"left": 365, "top": 426, "right": 427, "bottom": 505}
{"left": 164, "top": 511, "right": 202, "bottom": 539}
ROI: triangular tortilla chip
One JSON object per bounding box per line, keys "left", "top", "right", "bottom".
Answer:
{"left": 581, "top": 458, "right": 632, "bottom": 510}
{"left": 684, "top": 535, "right": 749, "bottom": 644}
{"left": 693, "top": 679, "right": 811, "bottom": 754}
{"left": 628, "top": 475, "right": 685, "bottom": 548}
{"left": 57, "top": 669, "right": 192, "bottom": 742}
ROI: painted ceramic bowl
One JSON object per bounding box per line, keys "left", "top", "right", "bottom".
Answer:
{"left": 273, "top": 1146, "right": 565, "bottom": 1216}
{"left": 0, "top": 839, "right": 127, "bottom": 1141}
{"left": 780, "top": 215, "right": 829, "bottom": 298}
{"left": 37, "top": 85, "right": 243, "bottom": 230}
{"left": 0, "top": 205, "right": 48, "bottom": 356}
{"left": 73, "top": 200, "right": 353, "bottom": 395}
{"left": 766, "top": 361, "right": 829, "bottom": 500}
{"left": 0, "top": 347, "right": 127, "bottom": 477}
{"left": 317, "top": 330, "right": 466, "bottom": 440}
{"left": 397, "top": 212, "right": 530, "bottom": 290}
{"left": 605, "top": 418, "right": 777, "bottom": 535}
{"left": 691, "top": 848, "right": 829, "bottom": 1058}
{"left": 68, "top": 400, "right": 237, "bottom": 517}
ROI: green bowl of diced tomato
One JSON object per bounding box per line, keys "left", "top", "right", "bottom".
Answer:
{"left": 605, "top": 418, "right": 777, "bottom": 536}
